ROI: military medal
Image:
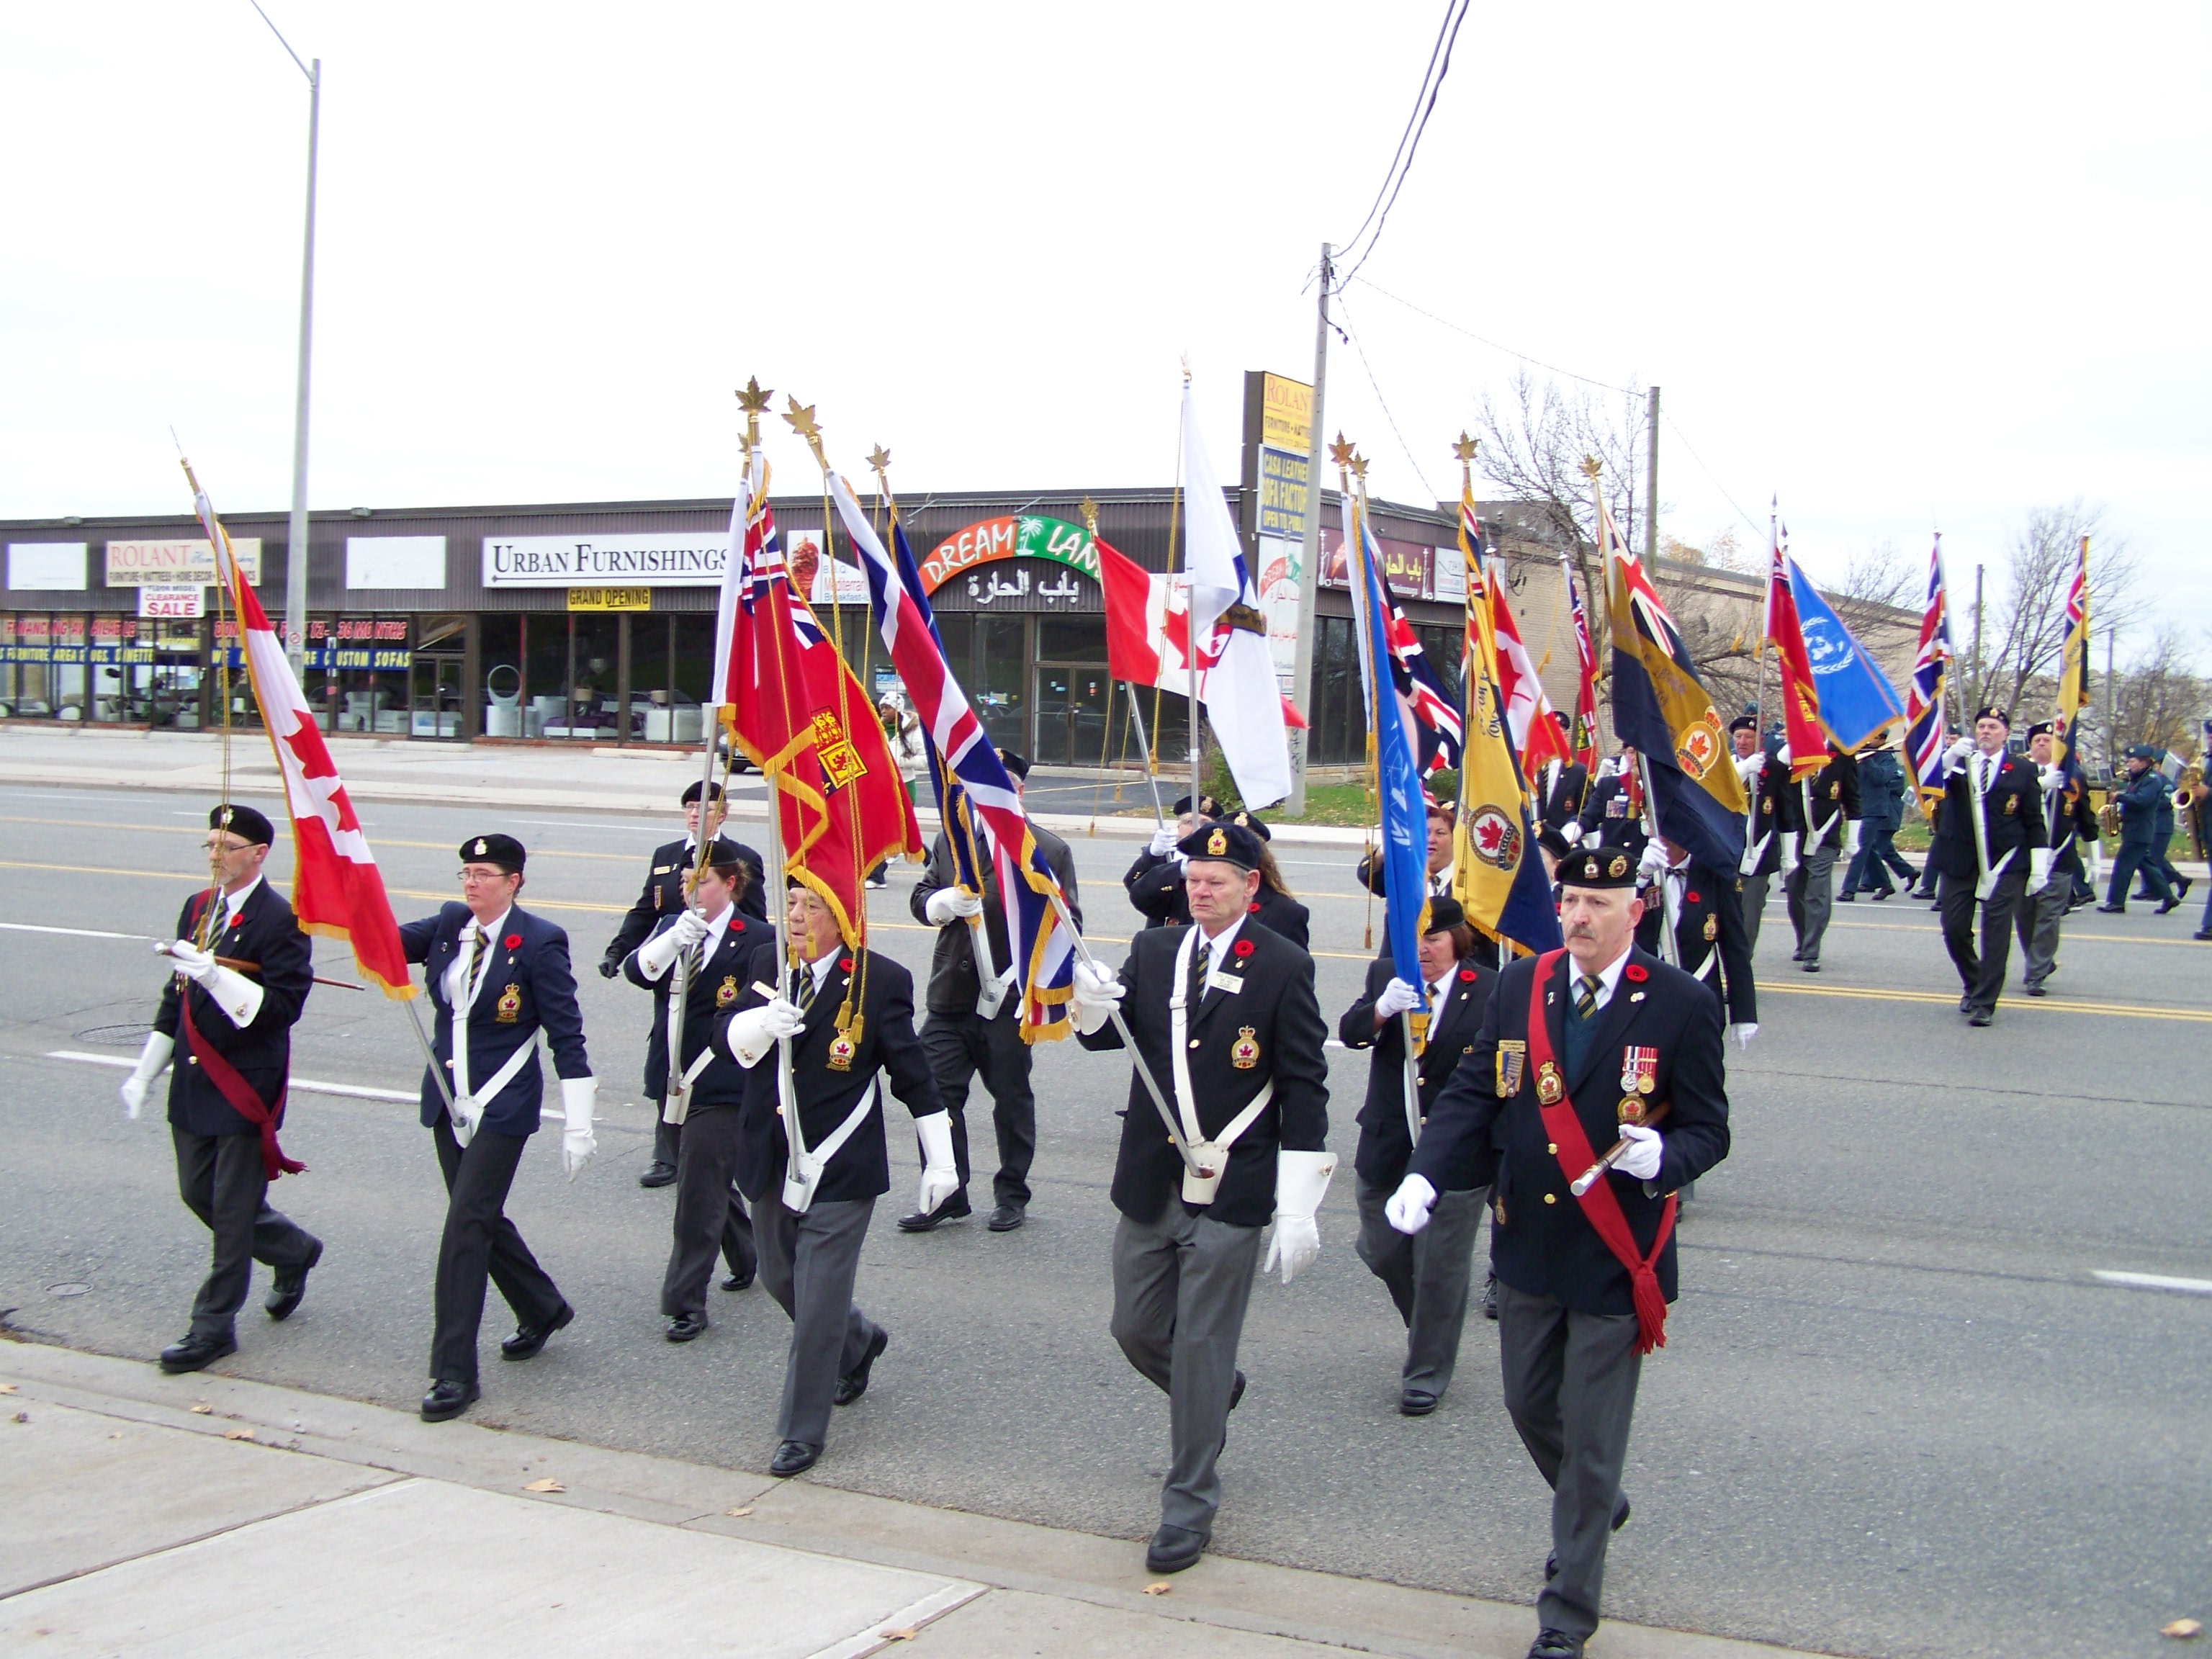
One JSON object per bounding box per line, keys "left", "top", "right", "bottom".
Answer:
{"left": 826, "top": 1028, "right": 856, "bottom": 1071}
{"left": 715, "top": 974, "right": 739, "bottom": 1008}
{"left": 1496, "top": 1039, "right": 1526, "bottom": 1095}
{"left": 496, "top": 983, "right": 522, "bottom": 1024}
{"left": 1536, "top": 1059, "right": 1563, "bottom": 1105}
{"left": 1622, "top": 1045, "right": 1658, "bottom": 1096}
{"left": 1231, "top": 1026, "right": 1260, "bottom": 1069}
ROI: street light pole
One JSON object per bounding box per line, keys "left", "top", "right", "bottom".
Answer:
{"left": 252, "top": 3, "right": 318, "bottom": 678}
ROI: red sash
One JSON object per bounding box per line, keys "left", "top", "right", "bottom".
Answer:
{"left": 176, "top": 896, "right": 302, "bottom": 1180}
{"left": 1524, "top": 949, "right": 1674, "bottom": 1354}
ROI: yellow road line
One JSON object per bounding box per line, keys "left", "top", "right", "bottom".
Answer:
{"left": 0, "top": 815, "right": 645, "bottom": 862}
{"left": 1754, "top": 979, "right": 2211, "bottom": 1023}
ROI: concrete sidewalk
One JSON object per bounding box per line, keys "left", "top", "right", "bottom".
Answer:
{"left": 0, "top": 726, "right": 1377, "bottom": 847}
{"left": 0, "top": 1339, "right": 1807, "bottom": 1659}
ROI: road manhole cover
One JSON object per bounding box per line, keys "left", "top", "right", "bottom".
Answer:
{"left": 75, "top": 1025, "right": 153, "bottom": 1046}
{"left": 47, "top": 1283, "right": 89, "bottom": 1298}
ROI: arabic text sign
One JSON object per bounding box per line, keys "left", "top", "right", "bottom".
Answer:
{"left": 482, "top": 534, "right": 724, "bottom": 588}
{"left": 106, "top": 539, "right": 263, "bottom": 587}
{"left": 919, "top": 516, "right": 1101, "bottom": 595}
{"left": 944, "top": 556, "right": 1095, "bottom": 611}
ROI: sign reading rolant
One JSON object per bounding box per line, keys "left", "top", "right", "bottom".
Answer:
{"left": 106, "top": 539, "right": 263, "bottom": 587}
{"left": 482, "top": 534, "right": 725, "bottom": 588}
{"left": 1259, "top": 372, "right": 1313, "bottom": 456}
{"left": 919, "top": 515, "right": 1100, "bottom": 595}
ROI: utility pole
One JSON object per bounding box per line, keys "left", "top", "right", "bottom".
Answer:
{"left": 253, "top": 3, "right": 320, "bottom": 679}
{"left": 1285, "top": 241, "right": 1331, "bottom": 816}
{"left": 1644, "top": 385, "right": 1660, "bottom": 562}
{"left": 1970, "top": 562, "right": 1985, "bottom": 711}
{"left": 2104, "top": 628, "right": 2117, "bottom": 767}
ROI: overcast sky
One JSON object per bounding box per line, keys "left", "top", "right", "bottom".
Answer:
{"left": 4, "top": 3, "right": 2205, "bottom": 660}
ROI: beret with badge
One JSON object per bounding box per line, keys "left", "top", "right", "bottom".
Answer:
{"left": 1555, "top": 845, "right": 1640, "bottom": 889}
{"left": 1177, "top": 819, "right": 1264, "bottom": 872}
{"left": 210, "top": 803, "right": 276, "bottom": 848}
{"left": 459, "top": 832, "right": 527, "bottom": 873}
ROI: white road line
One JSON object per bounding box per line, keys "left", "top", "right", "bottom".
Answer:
{"left": 2092, "top": 1269, "right": 2212, "bottom": 1297}
{"left": 0, "top": 922, "right": 156, "bottom": 942}
{"left": 45, "top": 1050, "right": 417, "bottom": 1104}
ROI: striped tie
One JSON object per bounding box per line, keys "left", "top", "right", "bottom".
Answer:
{"left": 1187, "top": 938, "right": 1213, "bottom": 1009}
{"left": 1573, "top": 974, "right": 1601, "bottom": 1022}
{"left": 463, "top": 925, "right": 487, "bottom": 1002}
{"left": 792, "top": 964, "right": 817, "bottom": 1012}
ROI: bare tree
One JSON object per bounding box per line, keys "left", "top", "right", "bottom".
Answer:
{"left": 1957, "top": 502, "right": 2140, "bottom": 719}
{"left": 2107, "top": 626, "right": 2208, "bottom": 757}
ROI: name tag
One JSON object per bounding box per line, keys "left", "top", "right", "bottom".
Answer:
{"left": 1209, "top": 972, "right": 1245, "bottom": 994}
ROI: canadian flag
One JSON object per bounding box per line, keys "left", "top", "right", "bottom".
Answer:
{"left": 196, "top": 488, "right": 414, "bottom": 998}
{"left": 1489, "top": 580, "right": 1573, "bottom": 777}
{"left": 1098, "top": 537, "right": 1306, "bottom": 740}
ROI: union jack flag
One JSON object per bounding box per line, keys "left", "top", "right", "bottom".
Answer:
{"left": 1902, "top": 536, "right": 1954, "bottom": 806}
{"left": 1382, "top": 598, "right": 1462, "bottom": 775}
{"left": 1560, "top": 554, "right": 1601, "bottom": 770}
{"left": 830, "top": 475, "right": 1076, "bottom": 1043}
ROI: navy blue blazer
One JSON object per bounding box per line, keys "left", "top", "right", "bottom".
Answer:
{"left": 622, "top": 909, "right": 758, "bottom": 1109}
{"left": 1338, "top": 952, "right": 1495, "bottom": 1191}
{"left": 400, "top": 902, "right": 591, "bottom": 1136}
{"left": 154, "top": 881, "right": 314, "bottom": 1138}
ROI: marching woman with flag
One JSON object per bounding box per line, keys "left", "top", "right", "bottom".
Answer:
{"left": 122, "top": 802, "right": 324, "bottom": 1375}
{"left": 400, "top": 834, "right": 598, "bottom": 1422}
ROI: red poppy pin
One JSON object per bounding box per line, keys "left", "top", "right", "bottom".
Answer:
{"left": 1624, "top": 963, "right": 1648, "bottom": 983}
{"left": 503, "top": 933, "right": 522, "bottom": 950}
{"left": 1232, "top": 938, "right": 1256, "bottom": 959}
{"left": 1459, "top": 967, "right": 1477, "bottom": 983}
{"left": 838, "top": 956, "right": 854, "bottom": 974}
{"left": 1247, "top": 901, "right": 1262, "bottom": 914}
{"left": 1685, "top": 890, "right": 1701, "bottom": 904}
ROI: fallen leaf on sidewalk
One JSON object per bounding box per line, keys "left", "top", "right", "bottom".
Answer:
{"left": 522, "top": 1478, "right": 566, "bottom": 1493}
{"left": 2164, "top": 1619, "right": 2203, "bottom": 1640}
{"left": 724, "top": 1506, "right": 754, "bottom": 1518}
{"left": 189, "top": 1403, "right": 213, "bottom": 1414}
{"left": 1143, "top": 1582, "right": 1172, "bottom": 1596}
{"left": 0, "top": 1382, "right": 17, "bottom": 1393}
{"left": 12, "top": 1412, "right": 27, "bottom": 1424}
{"left": 222, "top": 1428, "right": 254, "bottom": 1441}
{"left": 878, "top": 1630, "right": 918, "bottom": 1642}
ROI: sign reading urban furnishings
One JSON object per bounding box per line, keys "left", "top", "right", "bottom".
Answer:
{"left": 482, "top": 534, "right": 727, "bottom": 588}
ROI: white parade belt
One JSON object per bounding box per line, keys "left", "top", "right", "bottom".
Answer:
{"left": 781, "top": 1076, "right": 879, "bottom": 1215}
{"left": 1168, "top": 927, "right": 1273, "bottom": 1206}
{"left": 446, "top": 937, "right": 537, "bottom": 1146}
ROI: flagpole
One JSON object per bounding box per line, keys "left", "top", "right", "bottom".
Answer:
{"left": 1178, "top": 372, "right": 1202, "bottom": 814}
{"left": 404, "top": 994, "right": 459, "bottom": 1118}
{"left": 1081, "top": 495, "right": 1166, "bottom": 834}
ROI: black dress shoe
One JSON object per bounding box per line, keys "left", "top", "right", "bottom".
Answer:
{"left": 986, "top": 1203, "right": 1026, "bottom": 1232}
{"left": 2026, "top": 981, "right": 2048, "bottom": 997}
{"left": 769, "top": 1439, "right": 820, "bottom": 1477}
{"left": 264, "top": 1237, "right": 323, "bottom": 1321}
{"left": 1399, "top": 1388, "right": 1439, "bottom": 1416}
{"left": 1969, "top": 1009, "right": 1993, "bottom": 1027}
{"left": 419, "top": 1377, "right": 479, "bottom": 1421}
{"left": 1528, "top": 1631, "right": 1583, "bottom": 1659}
{"left": 1960, "top": 993, "right": 1974, "bottom": 1012}
{"left": 1144, "top": 1523, "right": 1209, "bottom": 1574}
{"left": 834, "top": 1328, "right": 889, "bottom": 1406}
{"left": 2179, "top": 876, "right": 2195, "bottom": 900}
{"left": 2095, "top": 903, "right": 2126, "bottom": 914}
{"left": 1836, "top": 891, "right": 1856, "bottom": 903}
{"left": 1870, "top": 888, "right": 1891, "bottom": 901}
{"left": 501, "top": 1301, "right": 574, "bottom": 1361}
{"left": 721, "top": 1272, "right": 754, "bottom": 1292}
{"left": 1483, "top": 1273, "right": 1501, "bottom": 1321}
{"left": 158, "top": 1331, "right": 237, "bottom": 1374}
{"left": 1800, "top": 959, "right": 1820, "bottom": 973}
{"left": 895, "top": 1194, "right": 972, "bottom": 1233}
{"left": 665, "top": 1311, "right": 709, "bottom": 1343}
{"left": 2195, "top": 928, "right": 2212, "bottom": 942}
{"left": 639, "top": 1162, "right": 678, "bottom": 1190}
{"left": 2157, "top": 898, "right": 2182, "bottom": 915}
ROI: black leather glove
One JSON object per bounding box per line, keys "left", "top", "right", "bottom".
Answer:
{"left": 597, "top": 958, "right": 620, "bottom": 980}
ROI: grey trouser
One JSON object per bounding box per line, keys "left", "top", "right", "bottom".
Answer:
{"left": 1784, "top": 841, "right": 1838, "bottom": 962}
{"left": 2015, "top": 877, "right": 2068, "bottom": 989}
{"left": 1498, "top": 1282, "right": 1645, "bottom": 1647}
{"left": 430, "top": 1116, "right": 563, "bottom": 1385}
{"left": 1738, "top": 871, "right": 1773, "bottom": 959}
{"left": 1354, "top": 1175, "right": 1487, "bottom": 1398}
{"left": 754, "top": 1194, "right": 882, "bottom": 1448}
{"left": 658, "top": 1106, "right": 755, "bottom": 1318}
{"left": 1938, "top": 866, "right": 2028, "bottom": 1016}
{"left": 172, "top": 1125, "right": 319, "bottom": 1341}
{"left": 1110, "top": 1202, "right": 1264, "bottom": 1537}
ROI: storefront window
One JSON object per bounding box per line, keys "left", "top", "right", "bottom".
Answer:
{"left": 480, "top": 615, "right": 525, "bottom": 737}
{"left": 410, "top": 615, "right": 465, "bottom": 739}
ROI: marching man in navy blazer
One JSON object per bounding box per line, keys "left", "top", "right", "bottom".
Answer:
{"left": 1390, "top": 847, "right": 1730, "bottom": 1659}
{"left": 716, "top": 882, "right": 953, "bottom": 1478}
{"left": 623, "top": 836, "right": 760, "bottom": 1340}
{"left": 1338, "top": 895, "right": 1496, "bottom": 1416}
{"left": 120, "top": 804, "right": 323, "bottom": 1375}
{"left": 400, "top": 833, "right": 598, "bottom": 1423}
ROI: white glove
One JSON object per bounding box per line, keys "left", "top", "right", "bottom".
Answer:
{"left": 164, "top": 941, "right": 264, "bottom": 1028}
{"left": 1069, "top": 959, "right": 1124, "bottom": 1035}
{"left": 670, "top": 908, "right": 711, "bottom": 950}
{"left": 1560, "top": 822, "right": 1584, "bottom": 847}
{"left": 1637, "top": 840, "right": 1670, "bottom": 884}
{"left": 1845, "top": 819, "right": 1862, "bottom": 858}
{"left": 1776, "top": 744, "right": 1793, "bottom": 768}
{"left": 636, "top": 909, "right": 709, "bottom": 979}
{"left": 1385, "top": 1172, "right": 1437, "bottom": 1236}
{"left": 2040, "top": 765, "right": 2064, "bottom": 793}
{"left": 1735, "top": 751, "right": 1766, "bottom": 783}
{"left": 559, "top": 1076, "right": 598, "bottom": 1180}
{"left": 1148, "top": 827, "right": 1179, "bottom": 857}
{"left": 723, "top": 997, "right": 806, "bottom": 1067}
{"left": 1732, "top": 1022, "right": 1759, "bottom": 1050}
{"left": 120, "top": 1030, "right": 174, "bottom": 1120}
{"left": 1781, "top": 832, "right": 1801, "bottom": 874}
{"left": 1945, "top": 737, "right": 1974, "bottom": 768}
{"left": 2030, "top": 848, "right": 2053, "bottom": 891}
{"left": 914, "top": 1110, "right": 960, "bottom": 1215}
{"left": 923, "top": 887, "right": 984, "bottom": 925}
{"left": 1615, "top": 1122, "right": 1663, "bottom": 1182}
{"left": 1261, "top": 1149, "right": 1336, "bottom": 1285}
{"left": 1374, "top": 977, "right": 1423, "bottom": 1020}
{"left": 165, "top": 940, "right": 217, "bottom": 982}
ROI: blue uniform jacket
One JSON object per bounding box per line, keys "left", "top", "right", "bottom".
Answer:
{"left": 2110, "top": 770, "right": 2168, "bottom": 846}
{"left": 622, "top": 909, "right": 758, "bottom": 1109}
{"left": 400, "top": 902, "right": 591, "bottom": 1136}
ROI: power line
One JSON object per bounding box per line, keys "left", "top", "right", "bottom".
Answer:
{"left": 1349, "top": 274, "right": 1638, "bottom": 395}
{"left": 1338, "top": 296, "right": 1439, "bottom": 502}
{"left": 1331, "top": 0, "right": 1469, "bottom": 291}
{"left": 1660, "top": 411, "right": 1768, "bottom": 544}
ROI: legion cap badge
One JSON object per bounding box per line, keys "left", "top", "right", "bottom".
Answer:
{"left": 473, "top": 839, "right": 488, "bottom": 856}
{"left": 1609, "top": 853, "right": 1627, "bottom": 878}
{"left": 1536, "top": 1059, "right": 1564, "bottom": 1105}
{"left": 1208, "top": 827, "right": 1228, "bottom": 856}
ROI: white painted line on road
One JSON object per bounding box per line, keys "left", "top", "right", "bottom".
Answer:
{"left": 45, "top": 1050, "right": 417, "bottom": 1104}
{"left": 0, "top": 922, "right": 155, "bottom": 942}
{"left": 2092, "top": 1269, "right": 2212, "bottom": 1297}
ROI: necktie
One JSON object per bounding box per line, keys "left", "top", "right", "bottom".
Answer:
{"left": 1187, "top": 937, "right": 1213, "bottom": 1009}
{"left": 793, "top": 963, "right": 818, "bottom": 1011}
{"left": 1573, "top": 974, "right": 1601, "bottom": 1021}
{"left": 463, "top": 925, "right": 486, "bottom": 1002}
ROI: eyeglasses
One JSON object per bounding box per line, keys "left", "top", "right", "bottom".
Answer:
{"left": 202, "top": 838, "right": 251, "bottom": 856}
{"left": 457, "top": 868, "right": 511, "bottom": 886}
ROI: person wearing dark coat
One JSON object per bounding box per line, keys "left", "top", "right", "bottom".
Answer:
{"left": 2100, "top": 747, "right": 2177, "bottom": 914}
{"left": 1537, "top": 714, "right": 1591, "bottom": 834}
{"left": 1730, "top": 720, "right": 1789, "bottom": 958}
{"left": 714, "top": 884, "right": 951, "bottom": 1478}
{"left": 1128, "top": 809, "right": 1313, "bottom": 949}
{"left": 1570, "top": 752, "right": 1650, "bottom": 864}
{"left": 2014, "top": 723, "right": 2099, "bottom": 994}
{"left": 119, "top": 804, "right": 322, "bottom": 1376}
{"left": 1635, "top": 839, "right": 1758, "bottom": 1038}
{"left": 1927, "top": 710, "right": 2049, "bottom": 1024}
{"left": 1337, "top": 897, "right": 1495, "bottom": 1415}
{"left": 1782, "top": 744, "right": 1860, "bottom": 971}
{"left": 601, "top": 780, "right": 767, "bottom": 1189}
{"left": 904, "top": 749, "right": 1081, "bottom": 1233}
{"left": 1389, "top": 847, "right": 1730, "bottom": 1659}
{"left": 1071, "top": 818, "right": 1334, "bottom": 1578}
{"left": 2133, "top": 764, "right": 2189, "bottom": 904}
{"left": 623, "top": 841, "right": 762, "bottom": 1336}
{"left": 399, "top": 834, "right": 598, "bottom": 1423}
{"left": 1123, "top": 792, "right": 1218, "bottom": 928}
{"left": 1839, "top": 743, "right": 1914, "bottom": 899}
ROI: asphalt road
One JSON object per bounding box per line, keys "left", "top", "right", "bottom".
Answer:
{"left": 0, "top": 781, "right": 2206, "bottom": 1659}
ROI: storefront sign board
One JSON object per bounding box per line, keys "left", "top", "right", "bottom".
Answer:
{"left": 104, "top": 539, "right": 262, "bottom": 587}
{"left": 920, "top": 516, "right": 1100, "bottom": 595}
{"left": 137, "top": 585, "right": 206, "bottom": 619}
{"left": 567, "top": 587, "right": 652, "bottom": 611}
{"left": 482, "top": 534, "right": 724, "bottom": 588}
{"left": 7, "top": 542, "right": 88, "bottom": 590}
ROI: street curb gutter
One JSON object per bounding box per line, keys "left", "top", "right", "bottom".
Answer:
{"left": 0, "top": 1339, "right": 1812, "bottom": 1659}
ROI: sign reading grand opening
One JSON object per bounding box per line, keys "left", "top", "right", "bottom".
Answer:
{"left": 482, "top": 534, "right": 726, "bottom": 588}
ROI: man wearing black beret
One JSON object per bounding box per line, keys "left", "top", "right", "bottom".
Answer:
{"left": 120, "top": 803, "right": 324, "bottom": 1375}
{"left": 1929, "top": 707, "right": 2048, "bottom": 1023}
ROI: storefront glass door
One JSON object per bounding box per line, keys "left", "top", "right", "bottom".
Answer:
{"left": 1033, "top": 662, "right": 1112, "bottom": 767}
